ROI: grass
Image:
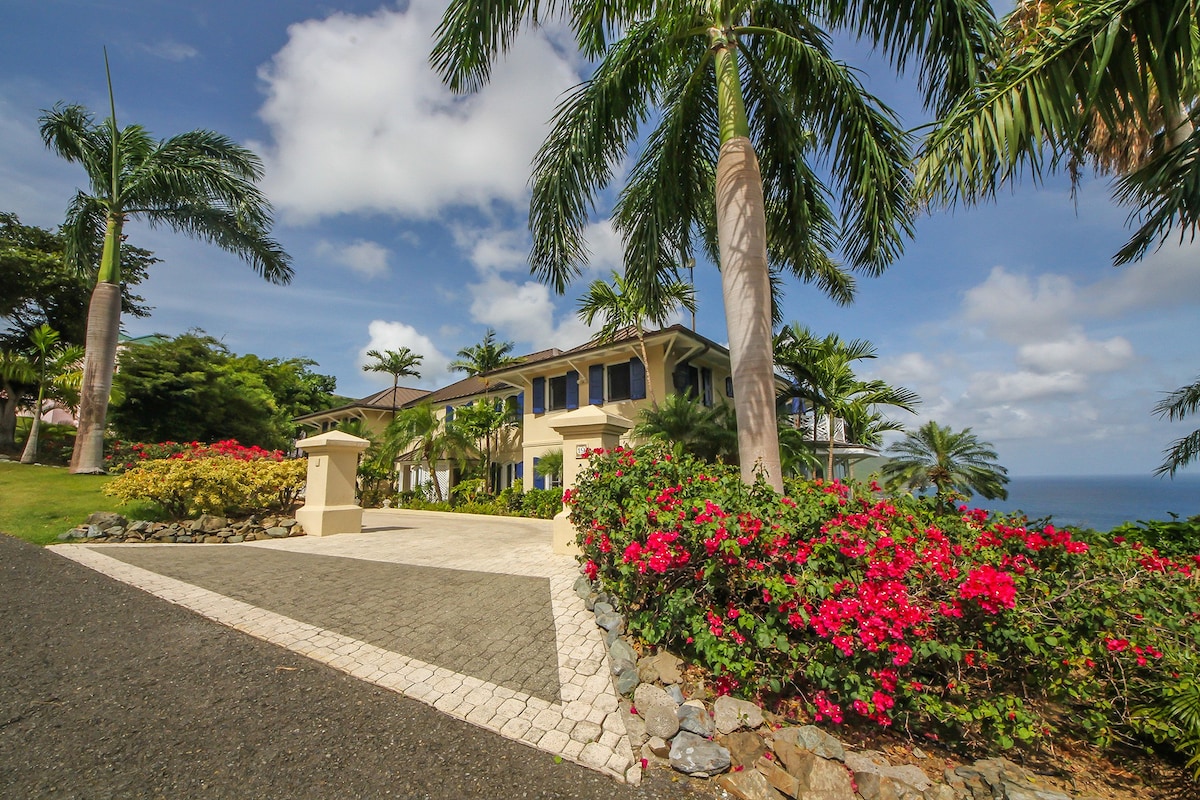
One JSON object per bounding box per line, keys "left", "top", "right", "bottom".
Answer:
{"left": 0, "top": 461, "right": 158, "bottom": 546}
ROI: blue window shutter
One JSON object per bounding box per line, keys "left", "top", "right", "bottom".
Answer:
{"left": 515, "top": 391, "right": 524, "bottom": 415}
{"left": 589, "top": 364, "right": 604, "bottom": 405}
{"left": 702, "top": 367, "right": 713, "bottom": 406}
{"left": 630, "top": 357, "right": 646, "bottom": 400}
{"left": 532, "top": 378, "right": 545, "bottom": 414}
{"left": 515, "top": 461, "right": 524, "bottom": 480}
{"left": 445, "top": 404, "right": 454, "bottom": 421}
{"left": 533, "top": 458, "right": 544, "bottom": 490}
{"left": 566, "top": 371, "right": 579, "bottom": 410}
{"left": 790, "top": 396, "right": 801, "bottom": 415}
{"left": 725, "top": 376, "right": 734, "bottom": 397}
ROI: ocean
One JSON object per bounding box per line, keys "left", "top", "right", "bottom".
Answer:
{"left": 976, "top": 474, "right": 1200, "bottom": 532}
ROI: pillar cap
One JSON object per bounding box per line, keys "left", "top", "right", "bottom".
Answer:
{"left": 296, "top": 430, "right": 371, "bottom": 452}
{"left": 548, "top": 406, "right": 634, "bottom": 435}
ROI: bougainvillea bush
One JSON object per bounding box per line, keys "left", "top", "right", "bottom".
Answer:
{"left": 568, "top": 444, "right": 1200, "bottom": 757}
{"left": 103, "top": 439, "right": 304, "bottom": 518}
{"left": 105, "top": 439, "right": 286, "bottom": 474}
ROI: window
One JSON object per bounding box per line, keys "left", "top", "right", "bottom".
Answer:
{"left": 548, "top": 375, "right": 568, "bottom": 410}
{"left": 673, "top": 362, "right": 713, "bottom": 405}
{"left": 608, "top": 363, "right": 632, "bottom": 401}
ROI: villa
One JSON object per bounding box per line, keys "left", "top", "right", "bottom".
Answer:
{"left": 296, "top": 325, "right": 877, "bottom": 495}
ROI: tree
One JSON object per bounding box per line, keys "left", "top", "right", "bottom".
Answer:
{"left": 0, "top": 349, "right": 36, "bottom": 450}
{"left": 534, "top": 448, "right": 564, "bottom": 485}
{"left": 109, "top": 333, "right": 336, "bottom": 450}
{"left": 380, "top": 403, "right": 477, "bottom": 502}
{"left": 454, "top": 397, "right": 519, "bottom": 492}
{"left": 19, "top": 325, "right": 84, "bottom": 463}
{"left": 41, "top": 56, "right": 291, "bottom": 473}
{"left": 449, "top": 329, "right": 523, "bottom": 389}
{"left": 362, "top": 347, "right": 423, "bottom": 415}
{"left": 578, "top": 271, "right": 695, "bottom": 404}
{"left": 433, "top": 0, "right": 998, "bottom": 492}
{"left": 917, "top": 0, "right": 1199, "bottom": 265}
{"left": 633, "top": 392, "right": 739, "bottom": 464}
{"left": 882, "top": 421, "right": 1009, "bottom": 512}
{"left": 1, "top": 211, "right": 154, "bottom": 351}
{"left": 1153, "top": 376, "right": 1200, "bottom": 477}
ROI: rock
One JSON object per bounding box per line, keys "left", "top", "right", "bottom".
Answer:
{"left": 724, "top": 730, "right": 768, "bottom": 768}
{"left": 227, "top": 535, "right": 244, "bottom": 543}
{"left": 192, "top": 514, "right": 228, "bottom": 532}
{"left": 86, "top": 511, "right": 127, "bottom": 528}
{"left": 103, "top": 525, "right": 125, "bottom": 536}
{"left": 715, "top": 695, "right": 764, "bottom": 734}
{"left": 585, "top": 591, "right": 600, "bottom": 611}
{"left": 646, "top": 736, "right": 671, "bottom": 759}
{"left": 127, "top": 520, "right": 152, "bottom": 533}
{"left": 175, "top": 535, "right": 194, "bottom": 543}
{"left": 762, "top": 750, "right": 855, "bottom": 800}
{"left": 612, "top": 659, "right": 639, "bottom": 694}
{"left": 158, "top": 535, "right": 177, "bottom": 543}
{"left": 203, "top": 535, "right": 224, "bottom": 544}
{"left": 604, "top": 628, "right": 621, "bottom": 647}
{"left": 716, "top": 768, "right": 788, "bottom": 800}
{"left": 637, "top": 651, "right": 684, "bottom": 684}
{"left": 844, "top": 751, "right": 931, "bottom": 792}
{"left": 265, "top": 526, "right": 289, "bottom": 538}
{"left": 666, "top": 684, "right": 686, "bottom": 705}
{"left": 642, "top": 705, "right": 680, "bottom": 739}
{"left": 922, "top": 786, "right": 957, "bottom": 800}
{"left": 281, "top": 518, "right": 298, "bottom": 528}
{"left": 677, "top": 700, "right": 714, "bottom": 737}
{"left": 669, "top": 731, "right": 730, "bottom": 777}
{"left": 610, "top": 638, "right": 638, "bottom": 665}
{"left": 634, "top": 683, "right": 677, "bottom": 712}
{"left": 855, "top": 772, "right": 924, "bottom": 800}
{"left": 773, "top": 725, "right": 846, "bottom": 762}
{"left": 758, "top": 758, "right": 803, "bottom": 798}
{"left": 911, "top": 747, "right": 928, "bottom": 760}
{"left": 594, "top": 611, "right": 624, "bottom": 633}
{"left": 593, "top": 601, "right": 614, "bottom": 616}
{"left": 622, "top": 704, "right": 647, "bottom": 748}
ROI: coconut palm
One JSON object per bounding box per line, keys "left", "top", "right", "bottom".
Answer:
{"left": 433, "top": 0, "right": 998, "bottom": 491}
{"left": 449, "top": 329, "right": 523, "bottom": 389}
{"left": 578, "top": 271, "right": 695, "bottom": 404}
{"left": 883, "top": 421, "right": 1009, "bottom": 512}
{"left": 1153, "top": 376, "right": 1200, "bottom": 478}
{"left": 362, "top": 347, "right": 423, "bottom": 416}
{"left": 19, "top": 325, "right": 84, "bottom": 464}
{"left": 40, "top": 57, "right": 291, "bottom": 473}
{"left": 380, "top": 402, "right": 477, "bottom": 502}
{"left": 0, "top": 349, "right": 36, "bottom": 450}
{"left": 917, "top": 0, "right": 1199, "bottom": 265}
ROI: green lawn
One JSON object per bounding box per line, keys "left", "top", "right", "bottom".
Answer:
{"left": 0, "top": 461, "right": 157, "bottom": 545}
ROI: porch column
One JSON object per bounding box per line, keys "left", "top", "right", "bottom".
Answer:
{"left": 295, "top": 430, "right": 370, "bottom": 536}
{"left": 548, "top": 407, "right": 634, "bottom": 555}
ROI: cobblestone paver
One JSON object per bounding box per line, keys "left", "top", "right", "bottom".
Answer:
{"left": 54, "top": 509, "right": 637, "bottom": 783}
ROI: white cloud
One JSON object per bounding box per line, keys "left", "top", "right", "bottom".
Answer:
{"left": 961, "top": 266, "right": 1077, "bottom": 343}
{"left": 1086, "top": 240, "right": 1200, "bottom": 315}
{"left": 1016, "top": 331, "right": 1132, "bottom": 374}
{"left": 359, "top": 320, "right": 453, "bottom": 389}
{"left": 964, "top": 369, "right": 1089, "bottom": 405}
{"left": 254, "top": 3, "right": 578, "bottom": 222}
{"left": 142, "top": 40, "right": 199, "bottom": 61}
{"left": 467, "top": 274, "right": 594, "bottom": 352}
{"left": 315, "top": 238, "right": 391, "bottom": 279}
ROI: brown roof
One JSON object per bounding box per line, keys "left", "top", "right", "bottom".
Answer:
{"left": 293, "top": 385, "right": 430, "bottom": 422}
{"left": 417, "top": 347, "right": 566, "bottom": 404}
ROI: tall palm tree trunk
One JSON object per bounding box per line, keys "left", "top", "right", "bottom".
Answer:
{"left": 712, "top": 36, "right": 782, "bottom": 491}
{"left": 70, "top": 280, "right": 121, "bottom": 473}
{"left": 636, "top": 331, "right": 657, "bottom": 406}
{"left": 19, "top": 384, "right": 46, "bottom": 464}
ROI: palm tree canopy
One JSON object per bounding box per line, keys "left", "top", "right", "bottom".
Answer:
{"left": 916, "top": 0, "right": 1200, "bottom": 265}
{"left": 39, "top": 103, "right": 292, "bottom": 284}
{"left": 363, "top": 348, "right": 423, "bottom": 381}
{"left": 433, "top": 0, "right": 999, "bottom": 300}
{"left": 1153, "top": 375, "right": 1200, "bottom": 477}
{"left": 883, "top": 420, "right": 1009, "bottom": 506}
{"left": 578, "top": 271, "right": 696, "bottom": 340}
{"left": 449, "top": 329, "right": 523, "bottom": 376}
{"left": 633, "top": 392, "right": 738, "bottom": 463}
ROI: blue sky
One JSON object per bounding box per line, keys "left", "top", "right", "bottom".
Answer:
{"left": 2, "top": 1, "right": 1197, "bottom": 477}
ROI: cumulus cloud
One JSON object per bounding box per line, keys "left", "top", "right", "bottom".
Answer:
{"left": 254, "top": 3, "right": 578, "bottom": 222}
{"left": 467, "top": 274, "right": 594, "bottom": 352}
{"left": 142, "top": 40, "right": 199, "bottom": 61}
{"left": 1016, "top": 331, "right": 1132, "bottom": 374}
{"left": 359, "top": 320, "right": 453, "bottom": 388}
{"left": 961, "top": 266, "right": 1078, "bottom": 343}
{"left": 315, "top": 238, "right": 391, "bottom": 279}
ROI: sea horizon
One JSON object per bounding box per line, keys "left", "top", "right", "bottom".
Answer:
{"left": 972, "top": 473, "right": 1200, "bottom": 532}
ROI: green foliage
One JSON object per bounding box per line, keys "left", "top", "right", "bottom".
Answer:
{"left": 535, "top": 448, "right": 564, "bottom": 481}
{"left": 103, "top": 446, "right": 305, "bottom": 519}
{"left": 569, "top": 444, "right": 1200, "bottom": 760}
{"left": 1154, "top": 375, "right": 1200, "bottom": 478}
{"left": 109, "top": 332, "right": 338, "bottom": 450}
{"left": 521, "top": 487, "right": 564, "bottom": 519}
{"left": 449, "top": 329, "right": 522, "bottom": 377}
{"left": 883, "top": 421, "right": 1008, "bottom": 512}
{"left": 633, "top": 393, "right": 738, "bottom": 464}
{"left": 1109, "top": 514, "right": 1200, "bottom": 560}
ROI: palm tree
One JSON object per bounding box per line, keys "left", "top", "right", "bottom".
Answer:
{"left": 917, "top": 0, "right": 1198, "bottom": 265}
{"left": 380, "top": 402, "right": 477, "bottom": 502}
{"left": 432, "top": 0, "right": 998, "bottom": 492}
{"left": 41, "top": 56, "right": 291, "bottom": 473}
{"left": 449, "top": 329, "right": 523, "bottom": 390}
{"left": 1153, "top": 376, "right": 1200, "bottom": 478}
{"left": 882, "top": 421, "right": 1009, "bottom": 512}
{"left": 578, "top": 271, "right": 695, "bottom": 404}
{"left": 362, "top": 347, "right": 423, "bottom": 416}
{"left": 19, "top": 325, "right": 84, "bottom": 464}
{"left": 633, "top": 392, "right": 738, "bottom": 464}
{"left": 0, "top": 350, "right": 36, "bottom": 450}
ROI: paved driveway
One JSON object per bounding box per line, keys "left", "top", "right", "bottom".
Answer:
{"left": 53, "top": 510, "right": 641, "bottom": 782}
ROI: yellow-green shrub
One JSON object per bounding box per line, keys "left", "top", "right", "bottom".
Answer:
{"left": 103, "top": 457, "right": 307, "bottom": 518}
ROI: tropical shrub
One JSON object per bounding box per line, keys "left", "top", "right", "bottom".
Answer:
{"left": 105, "top": 439, "right": 195, "bottom": 472}
{"left": 569, "top": 444, "right": 1200, "bottom": 757}
{"left": 103, "top": 442, "right": 303, "bottom": 518}
{"left": 521, "top": 487, "right": 564, "bottom": 519}
{"left": 1109, "top": 515, "right": 1200, "bottom": 560}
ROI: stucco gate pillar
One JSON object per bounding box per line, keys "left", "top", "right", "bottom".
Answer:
{"left": 549, "top": 407, "right": 634, "bottom": 556}
{"left": 295, "top": 430, "right": 370, "bottom": 537}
